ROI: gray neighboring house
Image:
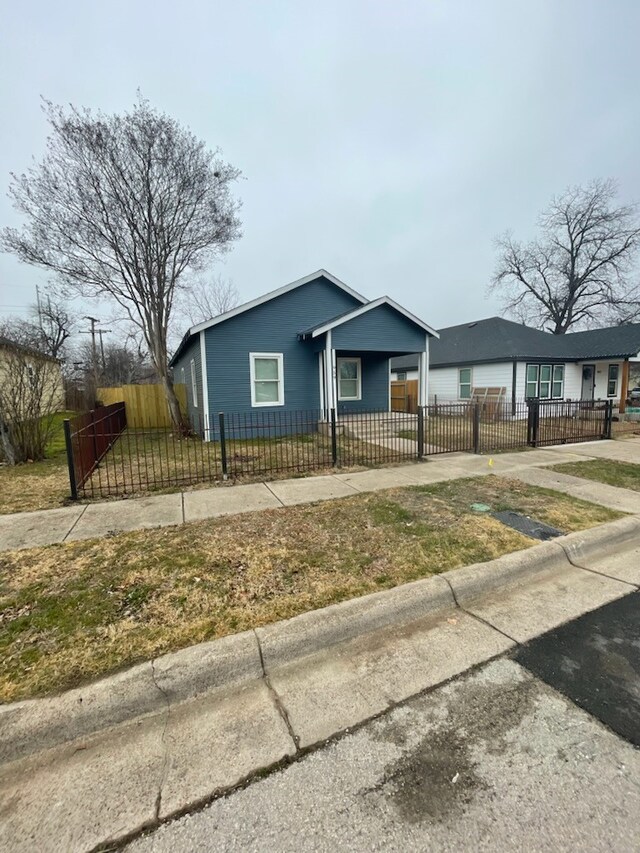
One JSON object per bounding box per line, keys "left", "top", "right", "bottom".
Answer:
{"left": 390, "top": 316, "right": 640, "bottom": 412}
{"left": 170, "top": 269, "right": 438, "bottom": 437}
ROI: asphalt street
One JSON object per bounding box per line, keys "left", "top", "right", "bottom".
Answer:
{"left": 128, "top": 590, "right": 640, "bottom": 853}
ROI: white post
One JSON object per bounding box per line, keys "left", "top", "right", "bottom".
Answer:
{"left": 331, "top": 344, "right": 338, "bottom": 416}
{"left": 424, "top": 335, "right": 430, "bottom": 408}
{"left": 418, "top": 348, "right": 427, "bottom": 407}
{"left": 318, "top": 351, "right": 326, "bottom": 417}
{"left": 325, "top": 330, "right": 334, "bottom": 415}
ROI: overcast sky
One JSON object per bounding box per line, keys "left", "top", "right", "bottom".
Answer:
{"left": 1, "top": 0, "right": 639, "bottom": 340}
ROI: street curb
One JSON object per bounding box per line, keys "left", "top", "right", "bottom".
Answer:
{"left": 556, "top": 515, "right": 640, "bottom": 566}
{"left": 1, "top": 517, "right": 637, "bottom": 768}
{"left": 255, "top": 574, "right": 455, "bottom": 671}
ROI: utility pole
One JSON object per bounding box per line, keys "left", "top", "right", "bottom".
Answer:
{"left": 96, "top": 328, "right": 112, "bottom": 373}
{"left": 84, "top": 316, "right": 100, "bottom": 392}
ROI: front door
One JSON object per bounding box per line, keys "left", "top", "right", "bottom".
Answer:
{"left": 581, "top": 364, "right": 595, "bottom": 400}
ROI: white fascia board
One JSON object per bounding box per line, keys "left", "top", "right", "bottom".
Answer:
{"left": 310, "top": 296, "right": 440, "bottom": 339}
{"left": 188, "top": 269, "right": 368, "bottom": 336}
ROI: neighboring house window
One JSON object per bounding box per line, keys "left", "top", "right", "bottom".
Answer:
{"left": 526, "top": 364, "right": 539, "bottom": 398}
{"left": 337, "top": 357, "right": 362, "bottom": 401}
{"left": 552, "top": 365, "right": 564, "bottom": 399}
{"left": 396, "top": 371, "right": 407, "bottom": 381}
{"left": 458, "top": 368, "right": 472, "bottom": 399}
{"left": 608, "top": 364, "right": 619, "bottom": 397}
{"left": 250, "top": 353, "right": 284, "bottom": 406}
{"left": 190, "top": 359, "right": 198, "bottom": 407}
{"left": 526, "top": 364, "right": 565, "bottom": 399}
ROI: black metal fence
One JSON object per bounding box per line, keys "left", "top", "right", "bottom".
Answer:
{"left": 64, "top": 399, "right": 613, "bottom": 500}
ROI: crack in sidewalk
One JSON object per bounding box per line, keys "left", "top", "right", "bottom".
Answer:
{"left": 150, "top": 658, "right": 172, "bottom": 820}
{"left": 253, "top": 629, "right": 300, "bottom": 752}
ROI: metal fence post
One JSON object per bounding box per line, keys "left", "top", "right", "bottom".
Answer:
{"left": 604, "top": 400, "right": 613, "bottom": 439}
{"left": 218, "top": 412, "right": 228, "bottom": 479}
{"left": 527, "top": 399, "right": 540, "bottom": 447}
{"left": 63, "top": 418, "right": 78, "bottom": 500}
{"left": 330, "top": 408, "right": 338, "bottom": 466}
{"left": 417, "top": 406, "right": 425, "bottom": 459}
{"left": 472, "top": 402, "right": 480, "bottom": 454}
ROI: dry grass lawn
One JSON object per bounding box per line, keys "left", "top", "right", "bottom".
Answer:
{"left": 549, "top": 459, "right": 640, "bottom": 492}
{"left": 0, "top": 475, "right": 620, "bottom": 704}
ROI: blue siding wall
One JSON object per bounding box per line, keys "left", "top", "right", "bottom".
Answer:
{"left": 204, "top": 276, "right": 362, "bottom": 418}
{"left": 332, "top": 304, "right": 426, "bottom": 352}
{"left": 171, "top": 335, "right": 204, "bottom": 431}
{"left": 336, "top": 352, "right": 389, "bottom": 413}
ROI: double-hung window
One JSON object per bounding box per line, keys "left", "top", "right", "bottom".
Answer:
{"left": 337, "top": 357, "right": 361, "bottom": 401}
{"left": 190, "top": 359, "right": 198, "bottom": 407}
{"left": 250, "top": 353, "right": 284, "bottom": 406}
{"left": 458, "top": 367, "right": 472, "bottom": 400}
{"left": 607, "top": 364, "right": 619, "bottom": 397}
{"left": 526, "top": 363, "right": 565, "bottom": 399}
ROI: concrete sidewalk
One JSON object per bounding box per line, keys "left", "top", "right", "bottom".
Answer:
{"left": 2, "top": 520, "right": 639, "bottom": 853}
{"left": 0, "top": 442, "right": 616, "bottom": 552}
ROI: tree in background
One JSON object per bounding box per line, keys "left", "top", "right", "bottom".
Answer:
{"left": 492, "top": 179, "right": 640, "bottom": 333}
{"left": 0, "top": 290, "right": 74, "bottom": 360}
{"left": 181, "top": 274, "right": 240, "bottom": 325}
{"left": 1, "top": 97, "right": 242, "bottom": 430}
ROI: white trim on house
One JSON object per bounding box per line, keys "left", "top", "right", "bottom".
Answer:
{"left": 249, "top": 352, "right": 285, "bottom": 407}
{"left": 337, "top": 356, "right": 362, "bottom": 401}
{"left": 318, "top": 352, "right": 326, "bottom": 415}
{"left": 309, "top": 296, "right": 440, "bottom": 339}
{"left": 190, "top": 359, "right": 198, "bottom": 408}
{"left": 188, "top": 270, "right": 368, "bottom": 336}
{"left": 199, "top": 331, "right": 210, "bottom": 437}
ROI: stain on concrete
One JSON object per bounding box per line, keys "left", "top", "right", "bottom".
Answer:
{"left": 363, "top": 664, "right": 541, "bottom": 823}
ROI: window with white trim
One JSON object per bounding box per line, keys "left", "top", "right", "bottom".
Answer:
{"left": 607, "top": 364, "right": 619, "bottom": 397}
{"left": 190, "top": 359, "right": 198, "bottom": 407}
{"left": 458, "top": 367, "right": 472, "bottom": 399}
{"left": 526, "top": 363, "right": 565, "bottom": 399}
{"left": 337, "top": 357, "right": 362, "bottom": 401}
{"left": 396, "top": 371, "right": 407, "bottom": 381}
{"left": 250, "top": 353, "right": 284, "bottom": 406}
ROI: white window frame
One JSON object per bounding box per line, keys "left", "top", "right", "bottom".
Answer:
{"left": 607, "top": 364, "right": 619, "bottom": 398}
{"left": 458, "top": 367, "right": 472, "bottom": 400}
{"left": 190, "top": 359, "right": 198, "bottom": 407}
{"left": 337, "top": 357, "right": 362, "bottom": 401}
{"left": 396, "top": 371, "right": 407, "bottom": 381}
{"left": 250, "top": 352, "right": 284, "bottom": 407}
{"left": 526, "top": 363, "right": 565, "bottom": 399}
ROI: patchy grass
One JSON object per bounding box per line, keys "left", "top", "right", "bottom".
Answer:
{"left": 548, "top": 459, "right": 640, "bottom": 493}
{"left": 0, "top": 412, "right": 75, "bottom": 514}
{"left": 0, "top": 476, "right": 619, "bottom": 703}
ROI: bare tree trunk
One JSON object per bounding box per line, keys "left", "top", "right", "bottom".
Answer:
{"left": 159, "top": 368, "right": 188, "bottom": 433}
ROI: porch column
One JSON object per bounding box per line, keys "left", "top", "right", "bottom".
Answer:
{"left": 418, "top": 340, "right": 429, "bottom": 407}
{"left": 620, "top": 359, "right": 630, "bottom": 414}
{"left": 324, "top": 330, "right": 336, "bottom": 415}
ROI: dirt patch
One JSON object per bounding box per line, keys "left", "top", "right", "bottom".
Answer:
{"left": 365, "top": 665, "right": 541, "bottom": 823}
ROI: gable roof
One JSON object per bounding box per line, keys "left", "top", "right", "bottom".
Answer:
{"left": 170, "top": 269, "right": 367, "bottom": 366}
{"left": 389, "top": 317, "right": 640, "bottom": 370}
{"left": 300, "top": 296, "right": 439, "bottom": 339}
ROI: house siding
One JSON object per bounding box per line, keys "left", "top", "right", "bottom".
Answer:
{"left": 331, "top": 304, "right": 426, "bottom": 352}
{"left": 203, "top": 276, "right": 363, "bottom": 419}
{"left": 171, "top": 336, "right": 203, "bottom": 430}
{"left": 429, "top": 362, "right": 515, "bottom": 402}
{"left": 336, "top": 351, "right": 390, "bottom": 413}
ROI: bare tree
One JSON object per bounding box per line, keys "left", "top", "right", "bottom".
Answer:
{"left": 0, "top": 337, "right": 62, "bottom": 464}
{"left": 182, "top": 274, "right": 240, "bottom": 325}
{"left": 1, "top": 97, "right": 242, "bottom": 429}
{"left": 492, "top": 179, "right": 640, "bottom": 333}
{"left": 0, "top": 291, "right": 73, "bottom": 360}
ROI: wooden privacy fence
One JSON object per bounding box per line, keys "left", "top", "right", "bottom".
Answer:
{"left": 98, "top": 383, "right": 187, "bottom": 428}
{"left": 391, "top": 380, "right": 418, "bottom": 414}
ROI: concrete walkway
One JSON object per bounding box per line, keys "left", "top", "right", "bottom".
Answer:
{"left": 0, "top": 439, "right": 638, "bottom": 552}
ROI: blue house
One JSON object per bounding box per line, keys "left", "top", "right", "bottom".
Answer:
{"left": 170, "top": 270, "right": 438, "bottom": 436}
